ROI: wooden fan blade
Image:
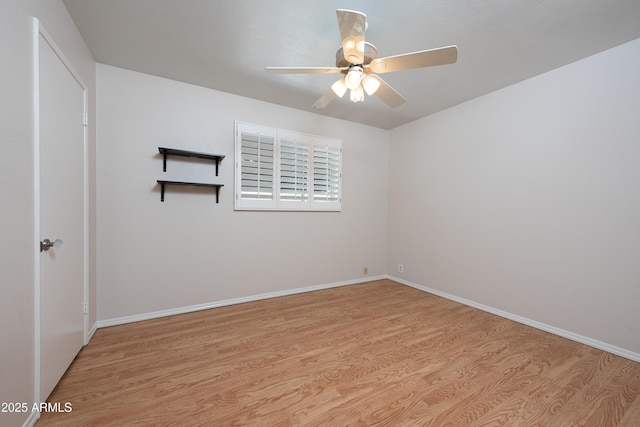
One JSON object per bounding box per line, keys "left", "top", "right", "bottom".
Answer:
{"left": 368, "top": 75, "right": 406, "bottom": 108}
{"left": 312, "top": 89, "right": 338, "bottom": 109}
{"left": 369, "top": 45, "right": 458, "bottom": 74}
{"left": 265, "top": 66, "right": 344, "bottom": 74}
{"left": 336, "top": 9, "right": 366, "bottom": 65}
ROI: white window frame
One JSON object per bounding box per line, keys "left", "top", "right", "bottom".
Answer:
{"left": 235, "top": 121, "right": 342, "bottom": 211}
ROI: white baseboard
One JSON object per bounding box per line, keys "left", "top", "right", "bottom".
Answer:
{"left": 389, "top": 275, "right": 640, "bottom": 363}
{"left": 22, "top": 411, "right": 39, "bottom": 427}
{"left": 97, "top": 275, "right": 386, "bottom": 329}
{"left": 87, "top": 322, "right": 97, "bottom": 341}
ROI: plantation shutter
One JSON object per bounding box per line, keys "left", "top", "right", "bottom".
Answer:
{"left": 235, "top": 123, "right": 276, "bottom": 209}
{"left": 311, "top": 137, "right": 342, "bottom": 210}
{"left": 278, "top": 132, "right": 310, "bottom": 208}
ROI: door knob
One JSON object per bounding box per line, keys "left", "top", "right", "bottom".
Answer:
{"left": 40, "top": 238, "right": 63, "bottom": 252}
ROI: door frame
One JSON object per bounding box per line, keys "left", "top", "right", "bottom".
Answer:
{"left": 32, "top": 18, "right": 89, "bottom": 404}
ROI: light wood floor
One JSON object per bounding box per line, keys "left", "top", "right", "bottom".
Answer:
{"left": 38, "top": 279, "right": 640, "bottom": 426}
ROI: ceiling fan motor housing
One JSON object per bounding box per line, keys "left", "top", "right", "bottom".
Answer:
{"left": 336, "top": 42, "right": 379, "bottom": 70}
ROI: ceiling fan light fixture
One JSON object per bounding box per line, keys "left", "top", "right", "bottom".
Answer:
{"left": 361, "top": 75, "right": 380, "bottom": 95}
{"left": 350, "top": 85, "right": 364, "bottom": 103}
{"left": 331, "top": 78, "right": 348, "bottom": 97}
{"left": 345, "top": 66, "right": 364, "bottom": 90}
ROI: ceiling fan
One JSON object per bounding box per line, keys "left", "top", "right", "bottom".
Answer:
{"left": 265, "top": 9, "right": 458, "bottom": 108}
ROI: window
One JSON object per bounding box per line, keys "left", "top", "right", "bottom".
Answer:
{"left": 235, "top": 122, "right": 342, "bottom": 211}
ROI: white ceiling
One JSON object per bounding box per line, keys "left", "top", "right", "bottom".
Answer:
{"left": 63, "top": 0, "right": 640, "bottom": 130}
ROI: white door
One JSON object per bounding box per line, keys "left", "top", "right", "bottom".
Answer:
{"left": 37, "top": 26, "right": 86, "bottom": 402}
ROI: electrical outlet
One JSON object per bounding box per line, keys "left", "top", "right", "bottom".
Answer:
{"left": 398, "top": 264, "right": 404, "bottom": 273}
{"left": 364, "top": 266, "right": 368, "bottom": 275}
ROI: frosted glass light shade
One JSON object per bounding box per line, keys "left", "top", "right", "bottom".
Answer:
{"left": 361, "top": 75, "right": 381, "bottom": 95}
{"left": 345, "top": 67, "right": 363, "bottom": 90}
{"left": 331, "top": 78, "right": 348, "bottom": 97}
{"left": 350, "top": 85, "right": 364, "bottom": 102}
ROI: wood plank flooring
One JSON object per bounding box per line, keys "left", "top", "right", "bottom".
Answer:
{"left": 37, "top": 279, "right": 640, "bottom": 426}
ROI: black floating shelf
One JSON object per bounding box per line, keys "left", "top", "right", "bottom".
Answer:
{"left": 158, "top": 147, "right": 225, "bottom": 175}
{"left": 157, "top": 180, "right": 223, "bottom": 203}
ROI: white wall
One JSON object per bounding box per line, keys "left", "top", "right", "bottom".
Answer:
{"left": 96, "top": 64, "right": 389, "bottom": 321}
{"left": 0, "top": 1, "right": 96, "bottom": 426}
{"left": 389, "top": 38, "right": 640, "bottom": 355}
